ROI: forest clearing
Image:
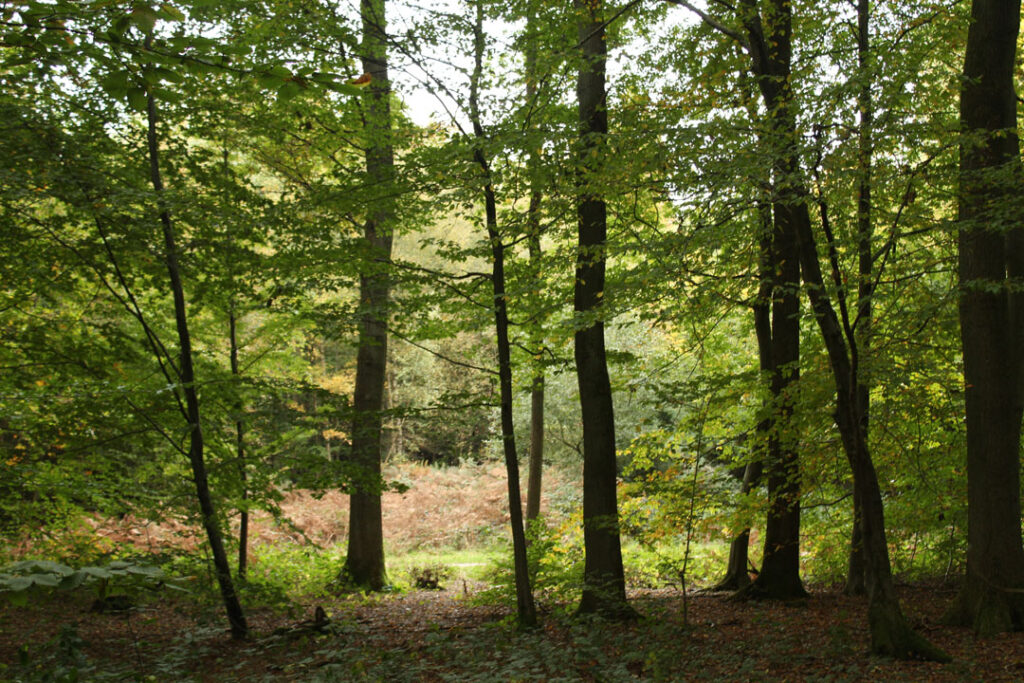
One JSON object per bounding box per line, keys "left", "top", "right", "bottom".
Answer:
{"left": 4, "top": 0, "right": 1024, "bottom": 680}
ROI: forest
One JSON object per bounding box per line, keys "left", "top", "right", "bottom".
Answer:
{"left": 2, "top": 0, "right": 1024, "bottom": 679}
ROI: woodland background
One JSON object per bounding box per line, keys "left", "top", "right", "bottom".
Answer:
{"left": 2, "top": 0, "right": 1024, "bottom": 679}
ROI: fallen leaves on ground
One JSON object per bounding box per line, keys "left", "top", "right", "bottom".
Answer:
{"left": 3, "top": 579, "right": 1024, "bottom": 681}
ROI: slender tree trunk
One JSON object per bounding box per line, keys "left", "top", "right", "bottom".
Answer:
{"left": 343, "top": 0, "right": 395, "bottom": 591}
{"left": 574, "top": 0, "right": 636, "bottom": 620}
{"left": 845, "top": 0, "right": 873, "bottom": 598}
{"left": 145, "top": 82, "right": 247, "bottom": 639}
{"left": 715, "top": 460, "right": 762, "bottom": 591}
{"left": 524, "top": 5, "right": 545, "bottom": 524}
{"left": 229, "top": 304, "right": 249, "bottom": 581}
{"left": 526, "top": 372, "right": 544, "bottom": 521}
{"left": 800, "top": 236, "right": 946, "bottom": 659}
{"left": 945, "top": 0, "right": 1024, "bottom": 637}
{"left": 469, "top": 0, "right": 536, "bottom": 628}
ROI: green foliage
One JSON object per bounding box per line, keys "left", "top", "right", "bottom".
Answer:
{"left": 240, "top": 544, "right": 340, "bottom": 605}
{"left": 478, "top": 516, "right": 584, "bottom": 609}
{"left": 0, "top": 558, "right": 178, "bottom": 608}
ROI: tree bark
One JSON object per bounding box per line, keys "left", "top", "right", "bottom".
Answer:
{"left": 574, "top": 0, "right": 636, "bottom": 620}
{"left": 736, "top": 0, "right": 945, "bottom": 659}
{"left": 469, "top": 0, "right": 537, "bottom": 628}
{"left": 343, "top": 0, "right": 395, "bottom": 591}
{"left": 794, "top": 150, "right": 948, "bottom": 662}
{"left": 716, "top": 200, "right": 770, "bottom": 592}
{"left": 229, "top": 304, "right": 249, "bottom": 581}
{"left": 945, "top": 0, "right": 1024, "bottom": 637}
{"left": 737, "top": 0, "right": 805, "bottom": 601}
{"left": 714, "top": 460, "right": 762, "bottom": 591}
{"left": 524, "top": 3, "right": 545, "bottom": 524}
{"left": 844, "top": 0, "right": 873, "bottom": 598}
{"left": 145, "top": 84, "right": 247, "bottom": 639}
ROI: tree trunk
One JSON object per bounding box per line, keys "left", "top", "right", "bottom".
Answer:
{"left": 752, "top": 200, "right": 804, "bottom": 599}
{"left": 145, "top": 83, "right": 247, "bottom": 639}
{"left": 714, "top": 460, "right": 761, "bottom": 591}
{"left": 737, "top": 0, "right": 805, "bottom": 601}
{"left": 343, "top": 0, "right": 395, "bottom": 591}
{"left": 229, "top": 305, "right": 249, "bottom": 581}
{"left": 574, "top": 0, "right": 636, "bottom": 620}
{"left": 844, "top": 0, "right": 873, "bottom": 599}
{"left": 469, "top": 0, "right": 537, "bottom": 628}
{"left": 946, "top": 0, "right": 1024, "bottom": 636}
{"left": 795, "top": 173, "right": 948, "bottom": 661}
{"left": 526, "top": 373, "right": 544, "bottom": 522}
{"left": 736, "top": 0, "right": 945, "bottom": 659}
{"left": 717, "top": 201, "right": 770, "bottom": 592}
{"left": 524, "top": 4, "right": 545, "bottom": 524}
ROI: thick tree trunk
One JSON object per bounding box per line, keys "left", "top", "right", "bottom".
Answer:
{"left": 145, "top": 86, "right": 247, "bottom": 638}
{"left": 574, "top": 0, "right": 635, "bottom": 620}
{"left": 752, "top": 201, "right": 804, "bottom": 599}
{"left": 946, "top": 0, "right": 1024, "bottom": 636}
{"left": 719, "top": 201, "right": 769, "bottom": 593}
{"left": 738, "top": 0, "right": 805, "bottom": 601}
{"left": 343, "top": 0, "right": 395, "bottom": 591}
{"left": 469, "top": 0, "right": 536, "bottom": 628}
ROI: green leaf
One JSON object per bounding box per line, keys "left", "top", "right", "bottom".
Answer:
{"left": 31, "top": 574, "right": 60, "bottom": 587}
{"left": 2, "top": 576, "right": 33, "bottom": 592}
{"left": 323, "top": 82, "right": 363, "bottom": 97}
{"left": 125, "top": 564, "right": 164, "bottom": 579}
{"left": 158, "top": 2, "right": 186, "bottom": 22}
{"left": 257, "top": 72, "right": 284, "bottom": 89}
{"left": 277, "top": 80, "right": 302, "bottom": 102}
{"left": 5, "top": 560, "right": 74, "bottom": 576}
{"left": 100, "top": 71, "right": 130, "bottom": 98}
{"left": 130, "top": 7, "right": 160, "bottom": 33}
{"left": 79, "top": 566, "right": 115, "bottom": 581}
{"left": 154, "top": 66, "right": 183, "bottom": 83}
{"left": 127, "top": 87, "right": 148, "bottom": 113}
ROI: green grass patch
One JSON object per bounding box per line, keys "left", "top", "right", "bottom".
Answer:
{"left": 388, "top": 547, "right": 500, "bottom": 588}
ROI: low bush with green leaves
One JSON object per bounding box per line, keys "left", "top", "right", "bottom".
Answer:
{"left": 477, "top": 516, "right": 584, "bottom": 609}
{"left": 0, "top": 558, "right": 181, "bottom": 608}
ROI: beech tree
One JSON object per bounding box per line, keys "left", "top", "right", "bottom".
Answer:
{"left": 573, "top": 0, "right": 636, "bottom": 619}
{"left": 468, "top": 0, "right": 536, "bottom": 627}
{"left": 946, "top": 0, "right": 1024, "bottom": 636}
{"left": 343, "top": 0, "right": 397, "bottom": 591}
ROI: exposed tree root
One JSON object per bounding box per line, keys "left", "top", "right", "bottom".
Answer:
{"left": 943, "top": 580, "right": 1024, "bottom": 637}
{"left": 869, "top": 601, "right": 950, "bottom": 662}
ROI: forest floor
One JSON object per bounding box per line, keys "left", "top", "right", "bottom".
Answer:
{"left": 4, "top": 579, "right": 1024, "bottom": 681}
{"left": 3, "top": 462, "right": 1024, "bottom": 681}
